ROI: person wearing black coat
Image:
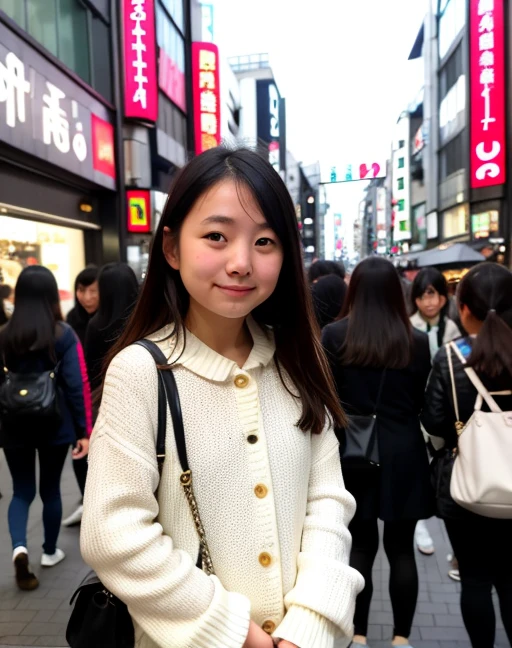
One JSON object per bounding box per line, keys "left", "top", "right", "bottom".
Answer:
{"left": 421, "top": 263, "right": 512, "bottom": 648}
{"left": 322, "top": 257, "right": 433, "bottom": 648}
{"left": 66, "top": 266, "right": 99, "bottom": 345}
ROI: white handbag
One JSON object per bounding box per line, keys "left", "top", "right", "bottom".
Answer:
{"left": 447, "top": 341, "right": 512, "bottom": 519}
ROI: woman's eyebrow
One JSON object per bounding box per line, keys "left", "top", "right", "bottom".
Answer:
{"left": 201, "top": 215, "right": 271, "bottom": 231}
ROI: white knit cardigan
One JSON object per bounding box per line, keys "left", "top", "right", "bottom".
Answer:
{"left": 80, "top": 318, "right": 364, "bottom": 648}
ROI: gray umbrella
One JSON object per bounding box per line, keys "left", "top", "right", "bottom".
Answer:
{"left": 414, "top": 243, "right": 485, "bottom": 268}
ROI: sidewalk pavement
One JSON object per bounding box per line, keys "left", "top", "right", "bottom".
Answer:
{"left": 0, "top": 452, "right": 507, "bottom": 648}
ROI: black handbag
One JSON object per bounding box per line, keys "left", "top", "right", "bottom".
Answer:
{"left": 0, "top": 361, "right": 61, "bottom": 432}
{"left": 341, "top": 369, "right": 386, "bottom": 466}
{"left": 66, "top": 340, "right": 214, "bottom": 648}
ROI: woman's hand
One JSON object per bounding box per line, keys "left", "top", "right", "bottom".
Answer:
{"left": 242, "top": 621, "right": 275, "bottom": 648}
{"left": 72, "top": 438, "right": 89, "bottom": 460}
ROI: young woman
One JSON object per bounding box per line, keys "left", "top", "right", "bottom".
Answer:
{"left": 421, "top": 263, "right": 512, "bottom": 648}
{"left": 311, "top": 274, "right": 347, "bottom": 330}
{"left": 322, "top": 257, "right": 434, "bottom": 648}
{"left": 410, "top": 267, "right": 461, "bottom": 360}
{"left": 66, "top": 266, "right": 99, "bottom": 345}
{"left": 85, "top": 262, "right": 139, "bottom": 392}
{"left": 0, "top": 267, "right": 91, "bottom": 590}
{"left": 80, "top": 147, "right": 364, "bottom": 648}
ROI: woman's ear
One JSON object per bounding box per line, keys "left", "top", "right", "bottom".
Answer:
{"left": 163, "top": 226, "right": 180, "bottom": 270}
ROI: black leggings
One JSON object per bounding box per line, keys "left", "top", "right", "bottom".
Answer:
{"left": 72, "top": 455, "right": 88, "bottom": 497}
{"left": 350, "top": 519, "right": 418, "bottom": 638}
{"left": 445, "top": 518, "right": 512, "bottom": 648}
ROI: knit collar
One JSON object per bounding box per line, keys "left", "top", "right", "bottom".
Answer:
{"left": 150, "top": 316, "right": 276, "bottom": 382}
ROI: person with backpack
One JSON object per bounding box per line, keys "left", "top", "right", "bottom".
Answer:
{"left": 421, "top": 262, "right": 512, "bottom": 647}
{"left": 80, "top": 147, "right": 364, "bottom": 648}
{"left": 0, "top": 266, "right": 92, "bottom": 591}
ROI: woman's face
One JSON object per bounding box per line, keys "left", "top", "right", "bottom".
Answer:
{"left": 163, "top": 179, "right": 284, "bottom": 323}
{"left": 415, "top": 284, "right": 447, "bottom": 320}
{"left": 76, "top": 281, "right": 99, "bottom": 314}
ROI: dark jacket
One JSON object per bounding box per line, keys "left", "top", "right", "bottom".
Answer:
{"left": 322, "top": 318, "right": 434, "bottom": 521}
{"left": 84, "top": 318, "right": 120, "bottom": 392}
{"left": 0, "top": 322, "right": 93, "bottom": 448}
{"left": 421, "top": 337, "right": 512, "bottom": 518}
{"left": 67, "top": 306, "right": 94, "bottom": 345}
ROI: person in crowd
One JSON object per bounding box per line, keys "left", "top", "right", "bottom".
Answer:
{"left": 421, "top": 263, "right": 512, "bottom": 648}
{"left": 0, "top": 284, "right": 12, "bottom": 325}
{"left": 409, "top": 267, "right": 461, "bottom": 558}
{"left": 85, "top": 262, "right": 139, "bottom": 392}
{"left": 81, "top": 147, "right": 364, "bottom": 648}
{"left": 61, "top": 266, "right": 98, "bottom": 527}
{"left": 322, "top": 256, "right": 433, "bottom": 648}
{"left": 311, "top": 274, "right": 347, "bottom": 329}
{"left": 308, "top": 258, "right": 346, "bottom": 284}
{"left": 66, "top": 266, "right": 99, "bottom": 345}
{"left": 0, "top": 267, "right": 91, "bottom": 591}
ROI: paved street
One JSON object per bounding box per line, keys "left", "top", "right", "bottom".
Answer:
{"left": 0, "top": 453, "right": 507, "bottom": 648}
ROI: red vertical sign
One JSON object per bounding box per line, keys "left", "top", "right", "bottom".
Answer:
{"left": 191, "top": 42, "right": 221, "bottom": 155}
{"left": 470, "top": 0, "right": 506, "bottom": 188}
{"left": 122, "top": 0, "right": 158, "bottom": 122}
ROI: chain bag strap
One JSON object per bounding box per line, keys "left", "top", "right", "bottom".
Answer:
{"left": 135, "top": 340, "right": 215, "bottom": 576}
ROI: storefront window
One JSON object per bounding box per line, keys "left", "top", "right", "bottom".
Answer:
{"left": 27, "top": 0, "right": 58, "bottom": 56}
{"left": 58, "top": 0, "right": 90, "bottom": 83}
{"left": 442, "top": 203, "right": 469, "bottom": 239}
{"left": 0, "top": 215, "right": 85, "bottom": 315}
{"left": 439, "top": 0, "right": 466, "bottom": 60}
{"left": 471, "top": 210, "right": 499, "bottom": 239}
{"left": 0, "top": 0, "right": 25, "bottom": 27}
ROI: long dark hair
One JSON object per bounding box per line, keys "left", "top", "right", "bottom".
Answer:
{"left": 93, "top": 263, "right": 139, "bottom": 333}
{"left": 458, "top": 263, "right": 512, "bottom": 377}
{"left": 1, "top": 266, "right": 63, "bottom": 363}
{"left": 73, "top": 266, "right": 98, "bottom": 313}
{"left": 104, "top": 146, "right": 345, "bottom": 434}
{"left": 411, "top": 267, "right": 450, "bottom": 344}
{"left": 308, "top": 259, "right": 346, "bottom": 283}
{"left": 340, "top": 257, "right": 412, "bottom": 369}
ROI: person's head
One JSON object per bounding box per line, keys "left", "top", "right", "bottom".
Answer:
{"left": 2, "top": 266, "right": 63, "bottom": 360}
{"left": 94, "top": 262, "right": 139, "bottom": 331}
{"left": 411, "top": 267, "right": 449, "bottom": 321}
{"left": 308, "top": 259, "right": 346, "bottom": 284}
{"left": 311, "top": 275, "right": 347, "bottom": 329}
{"left": 75, "top": 266, "right": 99, "bottom": 315}
{"left": 340, "top": 256, "right": 412, "bottom": 368}
{"left": 107, "top": 146, "right": 345, "bottom": 434}
{"left": 457, "top": 263, "right": 512, "bottom": 377}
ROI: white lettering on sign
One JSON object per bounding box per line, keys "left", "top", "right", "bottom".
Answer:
{"left": 269, "top": 83, "right": 279, "bottom": 138}
{"left": 43, "top": 82, "right": 70, "bottom": 154}
{"left": 478, "top": 0, "right": 494, "bottom": 14}
{"left": 130, "top": 0, "right": 149, "bottom": 109}
{"left": 475, "top": 140, "right": 500, "bottom": 179}
{"left": 0, "top": 52, "right": 30, "bottom": 128}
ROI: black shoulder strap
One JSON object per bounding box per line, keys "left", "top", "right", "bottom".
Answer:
{"left": 135, "top": 340, "right": 189, "bottom": 475}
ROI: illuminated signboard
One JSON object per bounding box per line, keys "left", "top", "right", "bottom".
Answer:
{"left": 122, "top": 0, "right": 158, "bottom": 122}
{"left": 127, "top": 190, "right": 151, "bottom": 233}
{"left": 469, "top": 0, "right": 506, "bottom": 188}
{"left": 191, "top": 42, "right": 221, "bottom": 155}
{"left": 321, "top": 160, "right": 387, "bottom": 184}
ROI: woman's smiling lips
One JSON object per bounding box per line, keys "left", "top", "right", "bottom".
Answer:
{"left": 215, "top": 284, "right": 256, "bottom": 297}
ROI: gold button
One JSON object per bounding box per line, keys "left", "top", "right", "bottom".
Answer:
{"left": 258, "top": 552, "right": 272, "bottom": 567}
{"left": 262, "top": 620, "right": 276, "bottom": 634}
{"left": 254, "top": 484, "right": 268, "bottom": 499}
{"left": 247, "top": 434, "right": 258, "bottom": 444}
{"left": 234, "top": 374, "right": 249, "bottom": 388}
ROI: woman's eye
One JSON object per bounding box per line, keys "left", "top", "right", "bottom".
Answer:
{"left": 205, "top": 232, "right": 226, "bottom": 242}
{"left": 255, "top": 237, "right": 274, "bottom": 247}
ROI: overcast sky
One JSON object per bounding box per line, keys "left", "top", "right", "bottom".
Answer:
{"left": 214, "top": 0, "right": 427, "bottom": 167}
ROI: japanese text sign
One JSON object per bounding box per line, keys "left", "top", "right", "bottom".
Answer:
{"left": 470, "top": 0, "right": 506, "bottom": 188}
{"left": 127, "top": 189, "right": 151, "bottom": 232}
{"left": 122, "top": 0, "right": 158, "bottom": 122}
{"left": 320, "top": 160, "right": 386, "bottom": 184}
{"left": 191, "top": 42, "right": 221, "bottom": 155}
{"left": 0, "top": 21, "right": 115, "bottom": 189}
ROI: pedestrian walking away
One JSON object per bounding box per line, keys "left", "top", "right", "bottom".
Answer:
{"left": 323, "top": 256, "right": 435, "bottom": 648}
{"left": 0, "top": 266, "right": 91, "bottom": 591}
{"left": 80, "top": 147, "right": 364, "bottom": 648}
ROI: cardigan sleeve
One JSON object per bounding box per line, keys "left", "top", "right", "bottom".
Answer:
{"left": 80, "top": 346, "right": 251, "bottom": 648}
{"left": 273, "top": 426, "right": 364, "bottom": 648}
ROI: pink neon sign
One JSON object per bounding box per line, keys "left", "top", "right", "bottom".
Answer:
{"left": 191, "top": 42, "right": 221, "bottom": 155}
{"left": 122, "top": 0, "right": 158, "bottom": 122}
{"left": 470, "top": 0, "right": 506, "bottom": 188}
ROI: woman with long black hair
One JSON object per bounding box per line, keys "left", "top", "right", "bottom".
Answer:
{"left": 322, "top": 256, "right": 433, "bottom": 648}
{"left": 66, "top": 266, "right": 99, "bottom": 345}
{"left": 0, "top": 267, "right": 91, "bottom": 590}
{"left": 422, "top": 263, "right": 512, "bottom": 647}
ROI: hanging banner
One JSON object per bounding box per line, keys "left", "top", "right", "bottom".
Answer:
{"left": 191, "top": 42, "right": 221, "bottom": 155}
{"left": 469, "top": 0, "right": 506, "bottom": 188}
{"left": 127, "top": 190, "right": 151, "bottom": 232}
{"left": 122, "top": 0, "right": 158, "bottom": 122}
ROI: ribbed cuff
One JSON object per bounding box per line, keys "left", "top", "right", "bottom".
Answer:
{"left": 193, "top": 575, "right": 251, "bottom": 648}
{"left": 274, "top": 605, "right": 346, "bottom": 648}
